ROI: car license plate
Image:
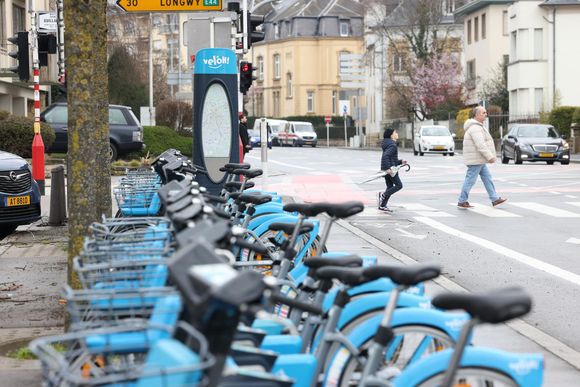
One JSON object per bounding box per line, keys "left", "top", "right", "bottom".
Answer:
{"left": 539, "top": 152, "right": 554, "bottom": 157}
{"left": 7, "top": 195, "right": 30, "bottom": 207}
{"left": 434, "top": 146, "right": 445, "bottom": 150}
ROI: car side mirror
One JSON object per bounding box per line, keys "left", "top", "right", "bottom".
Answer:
{"left": 452, "top": 133, "right": 456, "bottom": 138}
{"left": 507, "top": 135, "right": 515, "bottom": 140}
{"left": 562, "top": 134, "right": 567, "bottom": 140}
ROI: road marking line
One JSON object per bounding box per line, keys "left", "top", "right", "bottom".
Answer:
{"left": 415, "top": 216, "right": 580, "bottom": 286}
{"left": 510, "top": 202, "right": 580, "bottom": 218}
{"left": 399, "top": 203, "right": 455, "bottom": 218}
{"left": 448, "top": 203, "right": 521, "bottom": 218}
{"left": 245, "top": 155, "right": 315, "bottom": 170}
{"left": 567, "top": 195, "right": 579, "bottom": 199}
{"left": 549, "top": 191, "right": 562, "bottom": 195}
{"left": 335, "top": 218, "right": 580, "bottom": 370}
{"left": 566, "top": 238, "right": 580, "bottom": 245}
{"left": 567, "top": 202, "right": 580, "bottom": 208}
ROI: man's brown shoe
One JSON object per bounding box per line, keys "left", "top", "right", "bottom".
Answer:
{"left": 492, "top": 198, "right": 507, "bottom": 207}
{"left": 457, "top": 202, "right": 474, "bottom": 208}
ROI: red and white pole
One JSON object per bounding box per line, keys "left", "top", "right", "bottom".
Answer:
{"left": 30, "top": 6, "right": 45, "bottom": 195}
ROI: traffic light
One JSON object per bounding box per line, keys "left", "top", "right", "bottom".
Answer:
{"left": 248, "top": 13, "right": 265, "bottom": 48}
{"left": 240, "top": 61, "right": 256, "bottom": 95}
{"left": 38, "top": 34, "right": 57, "bottom": 67}
{"left": 7, "top": 32, "right": 30, "bottom": 82}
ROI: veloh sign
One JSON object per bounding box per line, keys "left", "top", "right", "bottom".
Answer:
{"left": 202, "top": 55, "right": 230, "bottom": 70}
{"left": 38, "top": 11, "right": 57, "bottom": 33}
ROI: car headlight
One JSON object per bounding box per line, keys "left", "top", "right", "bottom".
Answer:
{"left": 519, "top": 143, "right": 531, "bottom": 150}
{"left": 562, "top": 141, "right": 570, "bottom": 150}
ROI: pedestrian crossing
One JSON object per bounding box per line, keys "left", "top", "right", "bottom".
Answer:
{"left": 356, "top": 201, "right": 580, "bottom": 219}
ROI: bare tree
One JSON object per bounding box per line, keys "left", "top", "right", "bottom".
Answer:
{"left": 64, "top": 0, "right": 111, "bottom": 287}
{"left": 365, "top": 0, "right": 464, "bottom": 120}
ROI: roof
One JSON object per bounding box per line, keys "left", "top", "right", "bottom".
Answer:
{"left": 266, "top": 0, "right": 364, "bottom": 23}
{"left": 454, "top": 0, "right": 515, "bottom": 19}
{"left": 383, "top": 0, "right": 466, "bottom": 27}
{"left": 539, "top": 0, "right": 580, "bottom": 6}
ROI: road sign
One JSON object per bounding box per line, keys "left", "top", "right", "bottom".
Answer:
{"left": 116, "top": 0, "right": 222, "bottom": 13}
{"left": 324, "top": 116, "right": 331, "bottom": 124}
{"left": 37, "top": 12, "right": 57, "bottom": 33}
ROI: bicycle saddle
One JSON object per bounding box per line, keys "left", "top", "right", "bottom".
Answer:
{"left": 268, "top": 221, "right": 314, "bottom": 235}
{"left": 303, "top": 255, "right": 363, "bottom": 269}
{"left": 322, "top": 201, "right": 364, "bottom": 219}
{"left": 233, "top": 168, "right": 263, "bottom": 179}
{"left": 315, "top": 266, "right": 365, "bottom": 287}
{"left": 237, "top": 193, "right": 272, "bottom": 205}
{"left": 283, "top": 202, "right": 328, "bottom": 217}
{"left": 432, "top": 287, "right": 532, "bottom": 324}
{"left": 220, "top": 163, "right": 251, "bottom": 173}
{"left": 224, "top": 181, "right": 255, "bottom": 191}
{"left": 363, "top": 264, "right": 441, "bottom": 287}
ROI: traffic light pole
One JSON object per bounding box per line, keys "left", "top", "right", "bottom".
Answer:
{"left": 30, "top": 3, "right": 45, "bottom": 195}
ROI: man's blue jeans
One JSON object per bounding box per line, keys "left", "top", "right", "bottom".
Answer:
{"left": 458, "top": 164, "right": 499, "bottom": 203}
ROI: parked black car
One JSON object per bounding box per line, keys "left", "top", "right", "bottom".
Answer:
{"left": 0, "top": 151, "right": 41, "bottom": 235}
{"left": 41, "top": 103, "right": 145, "bottom": 161}
{"left": 501, "top": 124, "right": 570, "bottom": 165}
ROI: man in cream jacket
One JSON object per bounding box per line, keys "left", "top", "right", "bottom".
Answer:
{"left": 457, "top": 106, "right": 507, "bottom": 208}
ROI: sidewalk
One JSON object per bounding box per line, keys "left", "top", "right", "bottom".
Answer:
{"left": 1, "top": 178, "right": 579, "bottom": 386}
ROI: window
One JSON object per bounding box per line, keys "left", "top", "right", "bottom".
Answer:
{"left": 286, "top": 21, "right": 292, "bottom": 36}
{"left": 474, "top": 17, "right": 479, "bottom": 42}
{"left": 286, "top": 73, "right": 292, "bottom": 98}
{"left": 518, "top": 28, "right": 529, "bottom": 60}
{"left": 273, "top": 54, "right": 280, "bottom": 79}
{"left": 393, "top": 53, "right": 405, "bottom": 72}
{"left": 443, "top": 0, "right": 455, "bottom": 15}
{"left": 109, "top": 109, "right": 129, "bottom": 125}
{"left": 510, "top": 31, "right": 517, "bottom": 61}
{"left": 534, "top": 28, "right": 543, "bottom": 60}
{"left": 467, "top": 20, "right": 472, "bottom": 44}
{"left": 0, "top": 1, "right": 5, "bottom": 44}
{"left": 503, "top": 11, "right": 508, "bottom": 36}
{"left": 12, "top": 3, "right": 25, "bottom": 34}
{"left": 466, "top": 59, "right": 476, "bottom": 86}
{"left": 482, "top": 13, "right": 486, "bottom": 40}
{"left": 307, "top": 91, "right": 314, "bottom": 113}
{"left": 535, "top": 88, "right": 544, "bottom": 113}
{"left": 43, "top": 105, "right": 67, "bottom": 124}
{"left": 257, "top": 93, "right": 264, "bottom": 117}
{"left": 340, "top": 22, "right": 349, "bottom": 37}
{"left": 257, "top": 56, "right": 264, "bottom": 81}
{"left": 332, "top": 91, "right": 337, "bottom": 115}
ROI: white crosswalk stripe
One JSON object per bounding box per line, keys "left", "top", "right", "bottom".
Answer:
{"left": 447, "top": 203, "right": 521, "bottom": 217}
{"left": 399, "top": 203, "right": 455, "bottom": 218}
{"left": 567, "top": 202, "right": 580, "bottom": 209}
{"left": 510, "top": 202, "right": 580, "bottom": 218}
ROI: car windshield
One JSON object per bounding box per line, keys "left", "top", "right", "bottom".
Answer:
{"left": 517, "top": 126, "right": 558, "bottom": 138}
{"left": 422, "top": 127, "right": 450, "bottom": 136}
{"left": 295, "top": 124, "right": 314, "bottom": 132}
{"left": 270, "top": 125, "right": 280, "bottom": 133}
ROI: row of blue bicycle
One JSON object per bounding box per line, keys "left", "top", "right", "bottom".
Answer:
{"left": 30, "top": 148, "right": 544, "bottom": 386}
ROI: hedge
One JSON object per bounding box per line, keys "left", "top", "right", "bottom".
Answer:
{"left": 0, "top": 113, "right": 55, "bottom": 158}
{"left": 139, "top": 126, "right": 192, "bottom": 157}
{"left": 547, "top": 106, "right": 578, "bottom": 138}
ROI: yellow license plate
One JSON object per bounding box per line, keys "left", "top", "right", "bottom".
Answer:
{"left": 434, "top": 146, "right": 445, "bottom": 150}
{"left": 7, "top": 195, "right": 30, "bottom": 206}
{"left": 539, "top": 152, "right": 554, "bottom": 157}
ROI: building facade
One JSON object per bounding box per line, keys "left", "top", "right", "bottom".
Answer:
{"left": 0, "top": 0, "right": 52, "bottom": 117}
{"left": 248, "top": 0, "right": 365, "bottom": 118}
{"left": 507, "top": 0, "right": 580, "bottom": 117}
{"left": 454, "top": 0, "right": 513, "bottom": 106}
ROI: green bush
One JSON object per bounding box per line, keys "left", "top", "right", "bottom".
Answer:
{"left": 572, "top": 107, "right": 580, "bottom": 125}
{"left": 548, "top": 106, "right": 578, "bottom": 138}
{"left": 139, "top": 126, "right": 192, "bottom": 157}
{"left": 0, "top": 114, "right": 55, "bottom": 157}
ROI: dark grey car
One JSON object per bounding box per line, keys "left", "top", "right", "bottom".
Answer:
{"left": 501, "top": 124, "right": 570, "bottom": 165}
{"left": 41, "top": 103, "right": 145, "bottom": 161}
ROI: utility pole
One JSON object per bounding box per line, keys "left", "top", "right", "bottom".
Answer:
{"left": 148, "top": 13, "right": 155, "bottom": 126}
{"left": 29, "top": 0, "right": 45, "bottom": 195}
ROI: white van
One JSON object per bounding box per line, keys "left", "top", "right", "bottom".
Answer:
{"left": 253, "top": 118, "right": 288, "bottom": 146}
{"left": 413, "top": 125, "right": 455, "bottom": 156}
{"left": 278, "top": 121, "right": 318, "bottom": 147}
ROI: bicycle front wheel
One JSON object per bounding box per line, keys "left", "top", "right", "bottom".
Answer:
{"left": 415, "top": 367, "right": 518, "bottom": 387}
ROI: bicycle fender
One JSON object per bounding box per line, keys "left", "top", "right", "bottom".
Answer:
{"left": 337, "top": 292, "right": 432, "bottom": 328}
{"left": 247, "top": 213, "right": 291, "bottom": 231}
{"left": 392, "top": 347, "right": 543, "bottom": 387}
{"left": 253, "top": 202, "right": 286, "bottom": 216}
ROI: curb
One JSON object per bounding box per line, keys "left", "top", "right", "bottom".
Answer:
{"left": 0, "top": 327, "right": 63, "bottom": 371}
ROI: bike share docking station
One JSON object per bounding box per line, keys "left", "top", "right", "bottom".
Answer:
{"left": 192, "top": 47, "right": 239, "bottom": 195}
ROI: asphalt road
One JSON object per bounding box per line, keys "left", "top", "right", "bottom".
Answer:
{"left": 246, "top": 146, "right": 580, "bottom": 354}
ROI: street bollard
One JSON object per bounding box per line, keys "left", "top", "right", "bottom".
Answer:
{"left": 48, "top": 165, "right": 67, "bottom": 226}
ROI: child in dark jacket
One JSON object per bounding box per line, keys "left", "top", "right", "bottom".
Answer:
{"left": 379, "top": 128, "right": 407, "bottom": 212}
